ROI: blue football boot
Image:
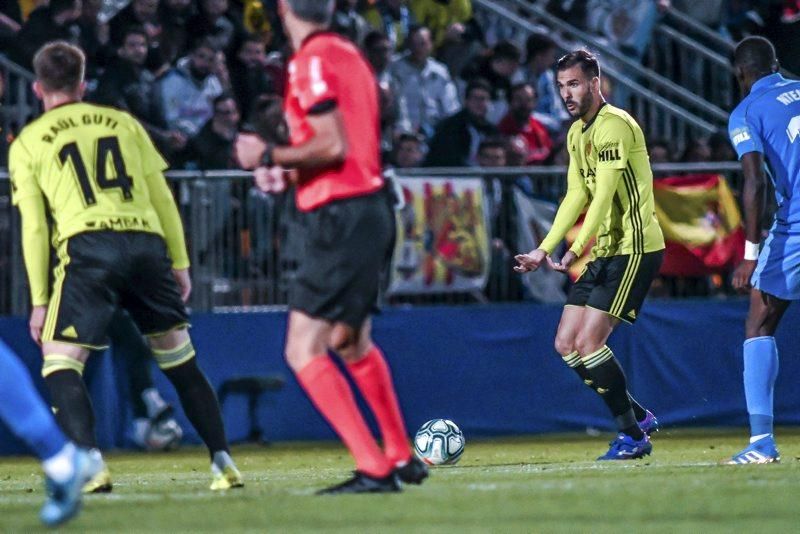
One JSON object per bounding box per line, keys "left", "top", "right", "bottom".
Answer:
{"left": 638, "top": 410, "right": 660, "bottom": 436}
{"left": 40, "top": 447, "right": 103, "bottom": 527}
{"left": 727, "top": 435, "right": 781, "bottom": 465}
{"left": 597, "top": 433, "right": 652, "bottom": 461}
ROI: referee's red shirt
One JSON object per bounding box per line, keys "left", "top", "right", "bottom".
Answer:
{"left": 285, "top": 32, "right": 384, "bottom": 211}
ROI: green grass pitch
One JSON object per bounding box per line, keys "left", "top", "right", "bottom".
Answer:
{"left": 1, "top": 428, "right": 798, "bottom": 532}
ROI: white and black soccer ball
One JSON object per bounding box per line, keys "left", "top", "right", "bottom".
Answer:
{"left": 131, "top": 417, "right": 183, "bottom": 452}
{"left": 413, "top": 419, "right": 465, "bottom": 466}
{"left": 146, "top": 418, "right": 183, "bottom": 451}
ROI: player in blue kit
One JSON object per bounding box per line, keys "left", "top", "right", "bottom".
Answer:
{"left": 0, "top": 339, "right": 101, "bottom": 525}
{"left": 726, "top": 36, "right": 800, "bottom": 464}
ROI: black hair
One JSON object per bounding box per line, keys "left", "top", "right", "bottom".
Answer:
{"left": 525, "top": 32, "right": 556, "bottom": 63}
{"left": 121, "top": 25, "right": 148, "bottom": 43}
{"left": 556, "top": 49, "right": 600, "bottom": 78}
{"left": 465, "top": 78, "right": 492, "bottom": 99}
{"left": 734, "top": 36, "right": 778, "bottom": 76}
{"left": 364, "top": 30, "right": 389, "bottom": 50}
{"left": 213, "top": 93, "right": 237, "bottom": 109}
{"left": 285, "top": 0, "right": 334, "bottom": 25}
{"left": 507, "top": 82, "right": 535, "bottom": 103}
{"left": 492, "top": 40, "right": 521, "bottom": 63}
{"left": 478, "top": 136, "right": 508, "bottom": 153}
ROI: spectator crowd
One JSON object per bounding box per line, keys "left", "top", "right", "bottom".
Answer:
{"left": 1, "top": 0, "right": 779, "bottom": 172}
{"left": 0, "top": 0, "right": 573, "bottom": 172}
{"left": 2, "top": 0, "right": 787, "bottom": 303}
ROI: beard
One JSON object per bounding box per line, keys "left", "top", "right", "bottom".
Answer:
{"left": 189, "top": 64, "right": 211, "bottom": 80}
{"left": 564, "top": 93, "right": 593, "bottom": 117}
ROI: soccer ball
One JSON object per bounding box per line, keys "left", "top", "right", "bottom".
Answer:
{"left": 413, "top": 419, "right": 465, "bottom": 465}
{"left": 146, "top": 418, "right": 183, "bottom": 451}
{"left": 131, "top": 417, "right": 183, "bottom": 451}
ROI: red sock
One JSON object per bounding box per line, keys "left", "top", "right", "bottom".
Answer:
{"left": 347, "top": 345, "right": 412, "bottom": 466}
{"left": 296, "top": 355, "right": 392, "bottom": 478}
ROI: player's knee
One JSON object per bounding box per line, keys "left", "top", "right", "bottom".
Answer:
{"left": 42, "top": 354, "right": 85, "bottom": 378}
{"left": 330, "top": 324, "right": 358, "bottom": 352}
{"left": 148, "top": 327, "right": 190, "bottom": 351}
{"left": 745, "top": 308, "right": 779, "bottom": 339}
{"left": 335, "top": 345, "right": 359, "bottom": 363}
{"left": 330, "top": 324, "right": 370, "bottom": 364}
{"left": 554, "top": 335, "right": 575, "bottom": 357}
{"left": 574, "top": 332, "right": 604, "bottom": 357}
{"left": 152, "top": 339, "right": 196, "bottom": 370}
{"left": 284, "top": 339, "right": 317, "bottom": 372}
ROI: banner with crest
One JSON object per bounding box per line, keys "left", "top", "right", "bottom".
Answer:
{"left": 388, "top": 177, "right": 490, "bottom": 295}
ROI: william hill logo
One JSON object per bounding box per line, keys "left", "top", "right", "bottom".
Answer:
{"left": 598, "top": 147, "right": 621, "bottom": 162}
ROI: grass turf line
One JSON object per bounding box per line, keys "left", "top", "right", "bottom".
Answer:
{"left": 0, "top": 428, "right": 798, "bottom": 533}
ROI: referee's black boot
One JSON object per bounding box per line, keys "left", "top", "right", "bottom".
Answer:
{"left": 316, "top": 471, "right": 401, "bottom": 495}
{"left": 395, "top": 457, "right": 429, "bottom": 485}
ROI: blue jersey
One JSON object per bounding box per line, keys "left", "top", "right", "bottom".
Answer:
{"left": 728, "top": 73, "right": 800, "bottom": 230}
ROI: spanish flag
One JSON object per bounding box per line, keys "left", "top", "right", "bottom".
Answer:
{"left": 653, "top": 174, "right": 744, "bottom": 277}
{"left": 565, "top": 174, "right": 744, "bottom": 279}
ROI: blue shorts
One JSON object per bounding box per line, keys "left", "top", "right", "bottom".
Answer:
{"left": 752, "top": 227, "right": 800, "bottom": 300}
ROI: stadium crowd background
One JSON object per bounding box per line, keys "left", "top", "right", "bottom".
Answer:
{"left": 0, "top": 0, "right": 798, "bottom": 302}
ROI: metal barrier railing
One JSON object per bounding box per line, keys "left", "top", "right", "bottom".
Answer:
{"left": 660, "top": 5, "right": 798, "bottom": 82}
{"left": 648, "top": 24, "right": 735, "bottom": 113}
{"left": 473, "top": 0, "right": 720, "bottom": 151}
{"left": 480, "top": 0, "right": 730, "bottom": 126}
{"left": 661, "top": 6, "right": 737, "bottom": 53}
{"left": 0, "top": 55, "right": 37, "bottom": 156}
{"left": 0, "top": 162, "right": 744, "bottom": 315}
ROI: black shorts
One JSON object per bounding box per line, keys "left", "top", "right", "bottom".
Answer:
{"left": 43, "top": 231, "right": 189, "bottom": 349}
{"left": 566, "top": 250, "right": 663, "bottom": 324}
{"left": 289, "top": 190, "right": 395, "bottom": 329}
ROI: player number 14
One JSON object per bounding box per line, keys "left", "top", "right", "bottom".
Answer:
{"left": 58, "top": 136, "right": 134, "bottom": 206}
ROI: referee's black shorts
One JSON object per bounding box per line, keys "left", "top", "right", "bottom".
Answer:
{"left": 43, "top": 231, "right": 189, "bottom": 349}
{"left": 566, "top": 250, "right": 663, "bottom": 324}
{"left": 289, "top": 189, "right": 395, "bottom": 330}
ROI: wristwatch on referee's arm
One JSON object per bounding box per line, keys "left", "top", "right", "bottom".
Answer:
{"left": 260, "top": 143, "right": 275, "bottom": 168}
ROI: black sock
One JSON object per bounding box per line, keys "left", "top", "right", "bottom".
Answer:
{"left": 162, "top": 358, "right": 229, "bottom": 459}
{"left": 45, "top": 370, "right": 97, "bottom": 448}
{"left": 108, "top": 311, "right": 154, "bottom": 419}
{"left": 568, "top": 361, "right": 648, "bottom": 421}
{"left": 627, "top": 394, "right": 647, "bottom": 422}
{"left": 583, "top": 347, "right": 644, "bottom": 440}
{"left": 125, "top": 354, "right": 152, "bottom": 419}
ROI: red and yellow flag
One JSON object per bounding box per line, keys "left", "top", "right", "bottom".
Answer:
{"left": 654, "top": 174, "right": 744, "bottom": 277}
{"left": 565, "top": 174, "right": 744, "bottom": 278}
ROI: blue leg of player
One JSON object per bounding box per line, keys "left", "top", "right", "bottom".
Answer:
{"left": 728, "top": 290, "right": 788, "bottom": 464}
{"left": 0, "top": 339, "right": 101, "bottom": 525}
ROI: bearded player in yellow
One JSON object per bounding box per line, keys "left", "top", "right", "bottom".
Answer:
{"left": 515, "top": 50, "right": 665, "bottom": 460}
{"left": 10, "top": 41, "right": 243, "bottom": 490}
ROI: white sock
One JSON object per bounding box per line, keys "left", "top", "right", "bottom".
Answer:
{"left": 750, "top": 433, "right": 772, "bottom": 443}
{"left": 212, "top": 450, "right": 235, "bottom": 470}
{"left": 142, "top": 388, "right": 168, "bottom": 419}
{"left": 42, "top": 443, "right": 76, "bottom": 483}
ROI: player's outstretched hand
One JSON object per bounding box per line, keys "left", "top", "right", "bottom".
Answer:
{"left": 254, "top": 166, "right": 287, "bottom": 194}
{"left": 732, "top": 259, "right": 756, "bottom": 292}
{"left": 548, "top": 251, "right": 577, "bottom": 273}
{"left": 172, "top": 268, "right": 192, "bottom": 303}
{"left": 514, "top": 249, "right": 547, "bottom": 273}
{"left": 29, "top": 305, "right": 47, "bottom": 346}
